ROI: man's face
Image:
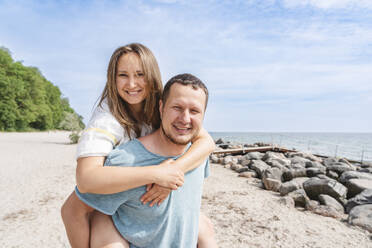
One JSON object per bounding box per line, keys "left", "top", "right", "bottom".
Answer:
{"left": 160, "top": 83, "right": 206, "bottom": 145}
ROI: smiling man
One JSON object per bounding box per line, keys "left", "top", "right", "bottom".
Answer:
{"left": 75, "top": 73, "right": 215, "bottom": 248}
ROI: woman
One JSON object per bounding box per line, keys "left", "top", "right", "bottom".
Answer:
{"left": 61, "top": 43, "right": 217, "bottom": 247}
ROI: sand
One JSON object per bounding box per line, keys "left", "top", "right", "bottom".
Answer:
{"left": 0, "top": 131, "right": 371, "bottom": 247}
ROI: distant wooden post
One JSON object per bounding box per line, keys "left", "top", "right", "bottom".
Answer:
{"left": 361, "top": 149, "right": 364, "bottom": 163}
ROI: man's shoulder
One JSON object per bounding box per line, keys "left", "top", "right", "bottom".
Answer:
{"left": 112, "top": 139, "right": 145, "bottom": 154}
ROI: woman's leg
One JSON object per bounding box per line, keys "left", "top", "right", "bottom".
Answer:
{"left": 61, "top": 191, "right": 94, "bottom": 248}
{"left": 90, "top": 211, "right": 130, "bottom": 248}
{"left": 197, "top": 212, "right": 218, "bottom": 248}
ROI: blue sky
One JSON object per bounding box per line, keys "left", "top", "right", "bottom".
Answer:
{"left": 1, "top": 0, "right": 371, "bottom": 132}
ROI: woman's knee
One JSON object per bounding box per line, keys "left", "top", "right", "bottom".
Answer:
{"left": 198, "top": 214, "right": 215, "bottom": 239}
{"left": 90, "top": 212, "right": 130, "bottom": 248}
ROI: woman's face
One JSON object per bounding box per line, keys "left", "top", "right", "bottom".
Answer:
{"left": 116, "top": 53, "right": 148, "bottom": 112}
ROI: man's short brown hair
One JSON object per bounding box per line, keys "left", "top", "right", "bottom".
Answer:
{"left": 162, "top": 73, "right": 209, "bottom": 109}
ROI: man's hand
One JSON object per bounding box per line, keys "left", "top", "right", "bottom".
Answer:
{"left": 154, "top": 159, "right": 184, "bottom": 190}
{"left": 140, "top": 184, "right": 172, "bottom": 207}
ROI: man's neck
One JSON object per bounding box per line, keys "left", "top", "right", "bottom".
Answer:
{"left": 138, "top": 129, "right": 188, "bottom": 157}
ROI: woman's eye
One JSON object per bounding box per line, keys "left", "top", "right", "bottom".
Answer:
{"left": 119, "top": 74, "right": 128, "bottom": 77}
{"left": 137, "top": 72, "right": 145, "bottom": 77}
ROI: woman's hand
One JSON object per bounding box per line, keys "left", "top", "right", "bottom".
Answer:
{"left": 153, "top": 159, "right": 184, "bottom": 190}
{"left": 140, "top": 184, "right": 172, "bottom": 207}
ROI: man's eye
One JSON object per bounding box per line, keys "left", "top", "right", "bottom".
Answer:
{"left": 191, "top": 109, "right": 200, "bottom": 114}
{"left": 173, "top": 106, "right": 181, "bottom": 110}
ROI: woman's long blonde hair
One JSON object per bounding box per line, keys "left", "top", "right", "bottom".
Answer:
{"left": 99, "top": 43, "right": 162, "bottom": 138}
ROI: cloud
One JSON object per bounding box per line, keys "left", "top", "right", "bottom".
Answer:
{"left": 283, "top": 0, "right": 372, "bottom": 9}
{"left": 0, "top": 0, "right": 371, "bottom": 132}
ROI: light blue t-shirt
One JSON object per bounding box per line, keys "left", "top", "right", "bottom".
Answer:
{"left": 75, "top": 139, "right": 209, "bottom": 248}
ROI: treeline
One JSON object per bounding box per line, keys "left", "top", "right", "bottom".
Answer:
{"left": 0, "top": 47, "right": 84, "bottom": 131}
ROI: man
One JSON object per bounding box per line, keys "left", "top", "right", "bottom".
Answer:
{"left": 75, "top": 73, "right": 217, "bottom": 247}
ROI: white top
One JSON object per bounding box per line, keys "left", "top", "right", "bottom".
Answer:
{"left": 76, "top": 99, "right": 152, "bottom": 159}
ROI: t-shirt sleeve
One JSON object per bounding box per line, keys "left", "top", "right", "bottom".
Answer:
{"left": 74, "top": 186, "right": 129, "bottom": 215}
{"left": 204, "top": 159, "right": 210, "bottom": 178}
{"left": 76, "top": 101, "right": 128, "bottom": 159}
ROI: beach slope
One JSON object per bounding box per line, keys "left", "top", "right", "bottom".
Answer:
{"left": 0, "top": 132, "right": 371, "bottom": 247}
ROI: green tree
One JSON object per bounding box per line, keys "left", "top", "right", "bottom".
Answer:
{"left": 0, "top": 47, "right": 85, "bottom": 131}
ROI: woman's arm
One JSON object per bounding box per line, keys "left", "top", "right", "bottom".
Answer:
{"left": 76, "top": 157, "right": 184, "bottom": 194}
{"left": 175, "top": 127, "right": 215, "bottom": 172}
{"left": 140, "top": 128, "right": 215, "bottom": 206}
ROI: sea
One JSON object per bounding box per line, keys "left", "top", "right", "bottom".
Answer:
{"left": 210, "top": 132, "right": 372, "bottom": 163}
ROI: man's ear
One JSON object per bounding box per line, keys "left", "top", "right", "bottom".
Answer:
{"left": 159, "top": 100, "right": 163, "bottom": 120}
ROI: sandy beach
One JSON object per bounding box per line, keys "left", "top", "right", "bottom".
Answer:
{"left": 0, "top": 131, "right": 371, "bottom": 247}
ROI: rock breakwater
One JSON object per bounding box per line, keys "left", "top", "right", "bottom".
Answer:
{"left": 210, "top": 139, "right": 372, "bottom": 232}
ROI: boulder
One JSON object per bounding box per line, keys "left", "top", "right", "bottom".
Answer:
{"left": 323, "top": 157, "right": 339, "bottom": 167}
{"left": 303, "top": 178, "right": 347, "bottom": 201}
{"left": 348, "top": 204, "right": 372, "bottom": 232}
{"left": 209, "top": 154, "right": 219, "bottom": 163}
{"left": 305, "top": 161, "right": 326, "bottom": 169}
{"left": 346, "top": 189, "right": 372, "bottom": 213}
{"left": 222, "top": 156, "right": 233, "bottom": 165}
{"left": 266, "top": 157, "right": 291, "bottom": 167}
{"left": 250, "top": 160, "right": 269, "bottom": 178}
{"left": 265, "top": 159, "right": 287, "bottom": 170}
{"left": 318, "top": 194, "right": 344, "bottom": 213}
{"left": 288, "top": 189, "right": 310, "bottom": 208}
{"left": 358, "top": 168, "right": 372, "bottom": 174}
{"left": 311, "top": 205, "right": 344, "bottom": 220}
{"left": 262, "top": 152, "right": 286, "bottom": 162}
{"left": 290, "top": 156, "right": 311, "bottom": 168}
{"left": 262, "top": 167, "right": 283, "bottom": 181}
{"left": 245, "top": 152, "right": 264, "bottom": 160}
{"left": 263, "top": 178, "right": 282, "bottom": 192}
{"left": 292, "top": 177, "right": 311, "bottom": 186}
{"left": 215, "top": 138, "right": 224, "bottom": 144}
{"left": 278, "top": 196, "right": 295, "bottom": 208}
{"left": 339, "top": 171, "right": 372, "bottom": 184}
{"left": 326, "top": 162, "right": 356, "bottom": 176}
{"left": 231, "top": 163, "right": 243, "bottom": 171}
{"left": 326, "top": 170, "right": 339, "bottom": 180}
{"left": 279, "top": 177, "right": 310, "bottom": 196}
{"left": 279, "top": 180, "right": 300, "bottom": 196}
{"left": 305, "top": 200, "right": 320, "bottom": 211}
{"left": 345, "top": 179, "right": 372, "bottom": 198}
{"left": 306, "top": 167, "right": 326, "bottom": 177}
{"left": 240, "top": 159, "right": 251, "bottom": 167}
{"left": 236, "top": 167, "right": 250, "bottom": 173}
{"left": 361, "top": 161, "right": 372, "bottom": 168}
{"left": 287, "top": 152, "right": 323, "bottom": 162}
{"left": 316, "top": 174, "right": 332, "bottom": 180}
{"left": 238, "top": 171, "right": 257, "bottom": 178}
{"left": 282, "top": 169, "right": 307, "bottom": 182}
{"left": 219, "top": 144, "right": 230, "bottom": 149}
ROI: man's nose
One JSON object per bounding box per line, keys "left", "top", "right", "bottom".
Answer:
{"left": 180, "top": 110, "right": 191, "bottom": 123}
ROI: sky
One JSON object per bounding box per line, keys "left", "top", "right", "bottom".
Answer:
{"left": 0, "top": 0, "right": 371, "bottom": 132}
